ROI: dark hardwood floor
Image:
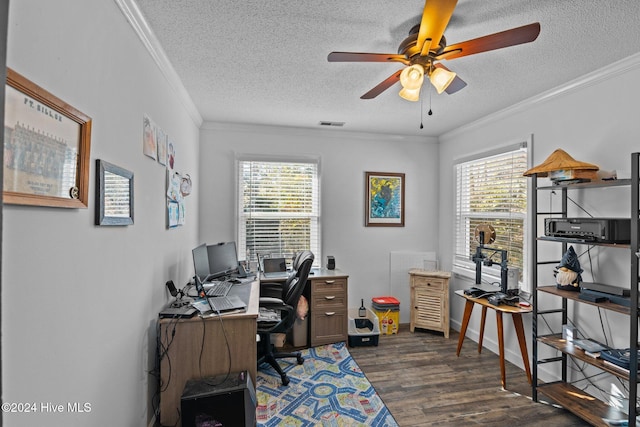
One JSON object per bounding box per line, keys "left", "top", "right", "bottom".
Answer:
{"left": 349, "top": 325, "right": 589, "bottom": 426}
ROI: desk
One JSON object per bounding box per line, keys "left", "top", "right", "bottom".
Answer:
{"left": 261, "top": 268, "right": 349, "bottom": 347}
{"left": 455, "top": 290, "right": 532, "bottom": 388}
{"left": 158, "top": 280, "right": 259, "bottom": 427}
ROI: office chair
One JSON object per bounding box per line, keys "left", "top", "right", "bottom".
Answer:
{"left": 258, "top": 253, "right": 299, "bottom": 299}
{"left": 257, "top": 250, "right": 314, "bottom": 386}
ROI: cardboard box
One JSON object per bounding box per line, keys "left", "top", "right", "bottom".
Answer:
{"left": 270, "top": 333, "right": 286, "bottom": 348}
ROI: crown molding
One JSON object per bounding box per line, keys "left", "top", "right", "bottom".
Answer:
{"left": 201, "top": 120, "right": 437, "bottom": 144}
{"left": 441, "top": 52, "right": 640, "bottom": 142}
{"left": 114, "top": 0, "right": 203, "bottom": 127}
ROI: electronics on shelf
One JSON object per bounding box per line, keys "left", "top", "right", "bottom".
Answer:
{"left": 544, "top": 217, "right": 630, "bottom": 243}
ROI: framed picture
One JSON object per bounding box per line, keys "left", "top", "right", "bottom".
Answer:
{"left": 142, "top": 114, "right": 157, "bottom": 160}
{"left": 156, "top": 127, "right": 167, "bottom": 166}
{"left": 365, "top": 171, "right": 405, "bottom": 227}
{"left": 95, "top": 159, "right": 134, "bottom": 226}
{"left": 3, "top": 68, "right": 92, "bottom": 208}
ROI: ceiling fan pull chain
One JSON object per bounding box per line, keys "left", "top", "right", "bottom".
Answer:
{"left": 428, "top": 84, "right": 433, "bottom": 116}
{"left": 420, "top": 85, "right": 424, "bottom": 129}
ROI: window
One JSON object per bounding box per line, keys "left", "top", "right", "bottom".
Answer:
{"left": 237, "top": 158, "right": 320, "bottom": 268}
{"left": 453, "top": 142, "right": 529, "bottom": 290}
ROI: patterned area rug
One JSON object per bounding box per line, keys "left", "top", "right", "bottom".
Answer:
{"left": 257, "top": 342, "right": 398, "bottom": 426}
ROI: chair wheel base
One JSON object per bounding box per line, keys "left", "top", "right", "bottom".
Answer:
{"left": 281, "top": 374, "right": 290, "bottom": 386}
{"left": 297, "top": 354, "right": 304, "bottom": 365}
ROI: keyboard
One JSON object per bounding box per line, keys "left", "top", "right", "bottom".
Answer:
{"left": 205, "top": 280, "right": 233, "bottom": 297}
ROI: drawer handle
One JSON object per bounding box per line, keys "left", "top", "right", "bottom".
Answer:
{"left": 325, "top": 280, "right": 336, "bottom": 284}
{"left": 325, "top": 312, "right": 336, "bottom": 316}
{"left": 324, "top": 295, "right": 336, "bottom": 300}
{"left": 427, "top": 282, "right": 432, "bottom": 286}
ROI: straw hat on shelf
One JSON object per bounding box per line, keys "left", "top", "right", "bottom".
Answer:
{"left": 523, "top": 148, "right": 599, "bottom": 182}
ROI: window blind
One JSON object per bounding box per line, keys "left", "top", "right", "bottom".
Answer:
{"left": 453, "top": 144, "right": 528, "bottom": 287}
{"left": 237, "top": 159, "right": 320, "bottom": 267}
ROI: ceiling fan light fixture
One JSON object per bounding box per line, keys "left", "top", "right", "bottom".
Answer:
{"left": 399, "top": 87, "right": 420, "bottom": 102}
{"left": 399, "top": 64, "right": 424, "bottom": 90}
{"left": 429, "top": 67, "right": 456, "bottom": 94}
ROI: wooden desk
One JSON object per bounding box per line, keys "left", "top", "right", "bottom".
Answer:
{"left": 158, "top": 280, "right": 259, "bottom": 427}
{"left": 455, "top": 290, "right": 532, "bottom": 389}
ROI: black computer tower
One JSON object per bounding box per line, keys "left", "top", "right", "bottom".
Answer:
{"left": 181, "top": 371, "right": 256, "bottom": 427}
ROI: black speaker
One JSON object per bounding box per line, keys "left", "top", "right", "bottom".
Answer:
{"left": 181, "top": 371, "right": 256, "bottom": 427}
{"left": 237, "top": 262, "right": 248, "bottom": 278}
{"left": 327, "top": 255, "right": 335, "bottom": 270}
{"left": 165, "top": 280, "right": 178, "bottom": 297}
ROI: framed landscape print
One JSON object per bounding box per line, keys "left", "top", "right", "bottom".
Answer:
{"left": 365, "top": 171, "right": 405, "bottom": 227}
{"left": 3, "top": 68, "right": 92, "bottom": 208}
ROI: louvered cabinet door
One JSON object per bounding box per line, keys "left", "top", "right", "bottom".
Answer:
{"left": 409, "top": 271, "right": 450, "bottom": 338}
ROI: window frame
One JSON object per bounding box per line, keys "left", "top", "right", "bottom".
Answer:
{"left": 236, "top": 154, "right": 321, "bottom": 269}
{"left": 452, "top": 138, "right": 532, "bottom": 293}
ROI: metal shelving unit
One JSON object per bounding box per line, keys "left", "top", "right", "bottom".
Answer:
{"left": 531, "top": 153, "right": 640, "bottom": 426}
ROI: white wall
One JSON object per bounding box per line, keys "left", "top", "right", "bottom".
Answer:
{"left": 438, "top": 53, "right": 640, "bottom": 394}
{"left": 199, "top": 123, "right": 440, "bottom": 319}
{"left": 2, "top": 0, "right": 199, "bottom": 425}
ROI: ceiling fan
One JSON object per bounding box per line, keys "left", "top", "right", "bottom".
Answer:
{"left": 327, "top": 0, "right": 540, "bottom": 101}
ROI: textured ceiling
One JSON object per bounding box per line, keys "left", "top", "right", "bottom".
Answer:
{"left": 133, "top": 0, "right": 640, "bottom": 137}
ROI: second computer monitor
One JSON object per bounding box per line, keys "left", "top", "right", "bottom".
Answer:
{"left": 192, "top": 243, "right": 211, "bottom": 281}
{"left": 207, "top": 242, "right": 239, "bottom": 280}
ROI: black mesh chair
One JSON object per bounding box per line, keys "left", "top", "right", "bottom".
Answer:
{"left": 257, "top": 251, "right": 314, "bottom": 385}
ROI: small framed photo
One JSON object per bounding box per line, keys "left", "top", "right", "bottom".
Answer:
{"left": 365, "top": 171, "right": 405, "bottom": 227}
{"left": 3, "top": 68, "right": 92, "bottom": 208}
{"left": 95, "top": 159, "right": 134, "bottom": 226}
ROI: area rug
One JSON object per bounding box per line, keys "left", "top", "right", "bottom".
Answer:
{"left": 256, "top": 342, "right": 398, "bottom": 426}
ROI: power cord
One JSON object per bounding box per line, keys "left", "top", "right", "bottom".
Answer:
{"left": 197, "top": 298, "right": 233, "bottom": 387}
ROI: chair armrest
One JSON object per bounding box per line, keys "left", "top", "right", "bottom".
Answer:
{"left": 259, "top": 296, "right": 284, "bottom": 305}
{"left": 259, "top": 297, "right": 293, "bottom": 315}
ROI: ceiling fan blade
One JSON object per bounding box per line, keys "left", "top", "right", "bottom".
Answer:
{"left": 361, "top": 70, "right": 403, "bottom": 99}
{"left": 328, "top": 52, "right": 408, "bottom": 64}
{"left": 433, "top": 63, "right": 467, "bottom": 94}
{"left": 416, "top": 0, "right": 458, "bottom": 55}
{"left": 436, "top": 22, "right": 541, "bottom": 60}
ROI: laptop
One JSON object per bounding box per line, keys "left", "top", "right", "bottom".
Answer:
{"left": 192, "top": 273, "right": 247, "bottom": 313}
{"left": 262, "top": 257, "right": 289, "bottom": 278}
{"left": 208, "top": 295, "right": 247, "bottom": 313}
{"left": 159, "top": 300, "right": 197, "bottom": 318}
{"left": 192, "top": 295, "right": 247, "bottom": 314}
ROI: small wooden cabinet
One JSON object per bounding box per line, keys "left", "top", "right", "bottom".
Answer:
{"left": 409, "top": 269, "right": 451, "bottom": 338}
{"left": 309, "top": 271, "right": 348, "bottom": 347}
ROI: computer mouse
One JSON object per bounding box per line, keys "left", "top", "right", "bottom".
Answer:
{"left": 230, "top": 279, "right": 241, "bottom": 284}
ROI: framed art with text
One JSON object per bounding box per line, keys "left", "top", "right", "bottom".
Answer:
{"left": 3, "top": 68, "right": 92, "bottom": 208}
{"left": 365, "top": 171, "right": 405, "bottom": 227}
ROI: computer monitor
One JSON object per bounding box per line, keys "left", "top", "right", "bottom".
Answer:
{"left": 207, "top": 242, "right": 239, "bottom": 280}
{"left": 192, "top": 243, "right": 212, "bottom": 282}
